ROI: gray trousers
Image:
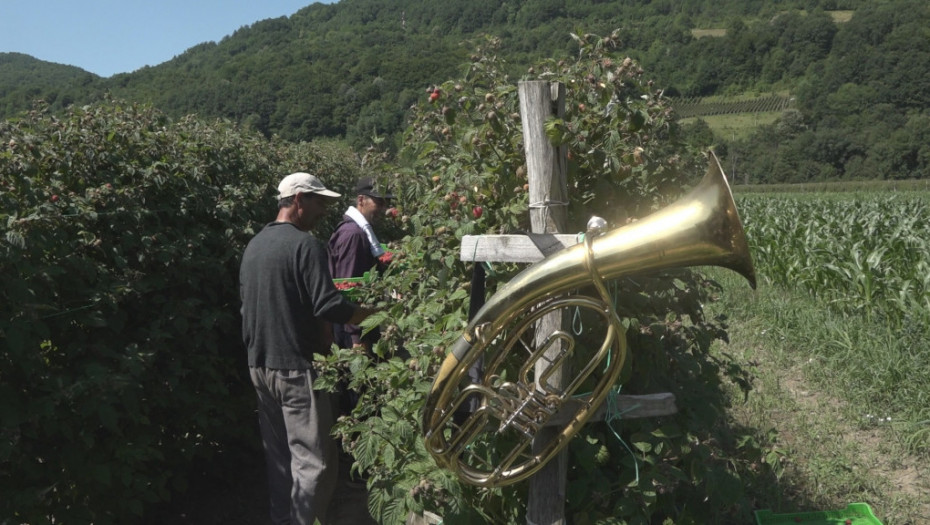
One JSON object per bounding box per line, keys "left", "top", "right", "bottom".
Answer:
{"left": 250, "top": 367, "right": 377, "bottom": 525}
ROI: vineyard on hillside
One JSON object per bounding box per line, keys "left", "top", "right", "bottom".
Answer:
{"left": 671, "top": 95, "right": 793, "bottom": 118}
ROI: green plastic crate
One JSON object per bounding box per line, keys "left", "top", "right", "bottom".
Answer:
{"left": 754, "top": 503, "right": 882, "bottom": 525}
{"left": 333, "top": 271, "right": 372, "bottom": 301}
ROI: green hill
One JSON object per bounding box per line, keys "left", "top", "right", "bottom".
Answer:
{"left": 3, "top": 0, "right": 930, "bottom": 182}
{"left": 0, "top": 0, "right": 854, "bottom": 143}
{"left": 0, "top": 53, "right": 98, "bottom": 117}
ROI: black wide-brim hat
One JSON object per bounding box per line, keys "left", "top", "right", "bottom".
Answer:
{"left": 356, "top": 177, "right": 394, "bottom": 200}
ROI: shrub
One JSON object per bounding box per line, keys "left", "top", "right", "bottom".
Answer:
{"left": 0, "top": 100, "right": 364, "bottom": 522}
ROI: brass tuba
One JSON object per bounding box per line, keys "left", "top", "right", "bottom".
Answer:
{"left": 422, "top": 152, "right": 756, "bottom": 487}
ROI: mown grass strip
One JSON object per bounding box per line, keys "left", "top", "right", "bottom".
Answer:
{"left": 706, "top": 268, "right": 930, "bottom": 524}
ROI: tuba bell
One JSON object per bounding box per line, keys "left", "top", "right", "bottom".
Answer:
{"left": 422, "top": 152, "right": 756, "bottom": 487}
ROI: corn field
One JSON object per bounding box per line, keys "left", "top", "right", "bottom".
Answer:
{"left": 741, "top": 193, "right": 930, "bottom": 326}
{"left": 737, "top": 192, "right": 930, "bottom": 451}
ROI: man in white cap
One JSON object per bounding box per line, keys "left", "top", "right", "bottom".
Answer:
{"left": 239, "top": 172, "right": 378, "bottom": 525}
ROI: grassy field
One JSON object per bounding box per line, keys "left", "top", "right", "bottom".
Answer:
{"left": 691, "top": 28, "right": 727, "bottom": 38}
{"left": 709, "top": 271, "right": 929, "bottom": 524}
{"left": 690, "top": 9, "right": 854, "bottom": 38}
{"left": 828, "top": 10, "right": 855, "bottom": 23}
{"left": 704, "top": 191, "right": 930, "bottom": 524}
{"left": 680, "top": 111, "right": 783, "bottom": 140}
{"left": 673, "top": 91, "right": 793, "bottom": 139}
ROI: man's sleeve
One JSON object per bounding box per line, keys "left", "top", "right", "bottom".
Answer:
{"left": 303, "top": 236, "right": 356, "bottom": 324}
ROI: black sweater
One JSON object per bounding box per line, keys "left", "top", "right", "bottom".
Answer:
{"left": 239, "top": 222, "right": 355, "bottom": 369}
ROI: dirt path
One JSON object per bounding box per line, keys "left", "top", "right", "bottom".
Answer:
{"left": 723, "top": 330, "right": 930, "bottom": 524}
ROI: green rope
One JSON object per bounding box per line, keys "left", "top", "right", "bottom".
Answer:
{"left": 603, "top": 385, "right": 640, "bottom": 486}
{"left": 570, "top": 267, "right": 639, "bottom": 486}
{"left": 572, "top": 305, "right": 583, "bottom": 335}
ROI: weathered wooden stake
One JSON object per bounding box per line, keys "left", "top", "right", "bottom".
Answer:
{"left": 520, "top": 80, "right": 569, "bottom": 525}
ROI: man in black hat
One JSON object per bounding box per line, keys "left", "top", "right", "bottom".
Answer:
{"left": 326, "top": 177, "right": 395, "bottom": 503}
{"left": 328, "top": 177, "right": 394, "bottom": 352}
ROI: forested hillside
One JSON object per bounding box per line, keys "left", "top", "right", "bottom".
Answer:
{"left": 2, "top": 0, "right": 930, "bottom": 181}
{"left": 730, "top": 0, "right": 930, "bottom": 182}
{"left": 0, "top": 53, "right": 98, "bottom": 117}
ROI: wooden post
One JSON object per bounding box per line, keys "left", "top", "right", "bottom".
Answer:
{"left": 520, "top": 80, "right": 569, "bottom": 525}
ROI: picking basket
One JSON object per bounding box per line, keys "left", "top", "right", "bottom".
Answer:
{"left": 333, "top": 271, "right": 372, "bottom": 301}
{"left": 333, "top": 244, "right": 396, "bottom": 300}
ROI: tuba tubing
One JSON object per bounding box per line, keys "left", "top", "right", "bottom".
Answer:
{"left": 422, "top": 152, "right": 756, "bottom": 486}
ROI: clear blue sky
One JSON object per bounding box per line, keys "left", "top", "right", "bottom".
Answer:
{"left": 1, "top": 0, "right": 337, "bottom": 77}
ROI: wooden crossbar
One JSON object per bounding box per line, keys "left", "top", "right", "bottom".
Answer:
{"left": 546, "top": 393, "right": 677, "bottom": 426}
{"left": 460, "top": 233, "right": 579, "bottom": 263}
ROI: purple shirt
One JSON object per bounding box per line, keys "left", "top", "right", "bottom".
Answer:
{"left": 328, "top": 217, "right": 378, "bottom": 279}
{"left": 328, "top": 216, "right": 385, "bottom": 346}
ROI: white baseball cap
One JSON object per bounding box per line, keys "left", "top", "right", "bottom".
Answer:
{"left": 277, "top": 172, "right": 341, "bottom": 200}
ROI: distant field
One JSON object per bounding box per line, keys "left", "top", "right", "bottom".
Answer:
{"left": 673, "top": 94, "right": 792, "bottom": 117}
{"left": 691, "top": 28, "right": 726, "bottom": 38}
{"left": 680, "top": 112, "right": 783, "bottom": 140}
{"left": 674, "top": 7, "right": 854, "bottom": 139}
{"left": 691, "top": 10, "right": 852, "bottom": 39}
{"left": 673, "top": 93, "right": 793, "bottom": 139}
{"left": 827, "top": 10, "right": 854, "bottom": 22}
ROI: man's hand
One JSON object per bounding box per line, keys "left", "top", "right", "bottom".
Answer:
{"left": 348, "top": 305, "right": 380, "bottom": 325}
